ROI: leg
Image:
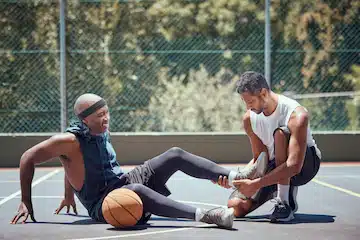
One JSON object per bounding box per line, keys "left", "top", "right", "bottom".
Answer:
{"left": 147, "top": 147, "right": 233, "bottom": 185}
{"left": 123, "top": 183, "right": 234, "bottom": 229}
{"left": 270, "top": 127, "right": 294, "bottom": 222}
{"left": 124, "top": 183, "right": 196, "bottom": 219}
{"left": 273, "top": 128, "right": 291, "bottom": 202}
{"left": 228, "top": 183, "right": 277, "bottom": 217}
{"left": 289, "top": 146, "right": 321, "bottom": 212}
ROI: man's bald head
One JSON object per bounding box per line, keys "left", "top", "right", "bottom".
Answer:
{"left": 74, "top": 93, "right": 104, "bottom": 117}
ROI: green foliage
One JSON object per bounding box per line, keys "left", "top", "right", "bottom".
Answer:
{"left": 344, "top": 65, "right": 360, "bottom": 130}
{"left": 0, "top": 0, "right": 359, "bottom": 132}
{"left": 134, "top": 65, "right": 244, "bottom": 132}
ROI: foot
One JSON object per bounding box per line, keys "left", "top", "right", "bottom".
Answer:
{"left": 270, "top": 198, "right": 294, "bottom": 223}
{"left": 199, "top": 207, "right": 234, "bottom": 229}
{"left": 235, "top": 152, "right": 268, "bottom": 180}
{"left": 289, "top": 185, "right": 298, "bottom": 213}
{"left": 231, "top": 152, "right": 268, "bottom": 199}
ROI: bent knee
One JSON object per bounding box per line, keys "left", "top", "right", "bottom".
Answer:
{"left": 273, "top": 127, "right": 290, "bottom": 143}
{"left": 166, "top": 147, "right": 185, "bottom": 157}
{"left": 227, "top": 198, "right": 252, "bottom": 218}
{"left": 123, "top": 183, "right": 145, "bottom": 194}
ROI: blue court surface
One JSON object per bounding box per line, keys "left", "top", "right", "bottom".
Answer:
{"left": 1, "top": 163, "right": 360, "bottom": 240}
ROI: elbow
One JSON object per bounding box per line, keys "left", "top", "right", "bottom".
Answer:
{"left": 20, "top": 150, "right": 34, "bottom": 168}
{"left": 290, "top": 162, "right": 303, "bottom": 175}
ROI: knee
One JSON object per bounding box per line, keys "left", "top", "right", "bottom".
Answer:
{"left": 273, "top": 127, "right": 289, "bottom": 146}
{"left": 123, "top": 184, "right": 145, "bottom": 195}
{"left": 227, "top": 198, "right": 252, "bottom": 217}
{"left": 166, "top": 147, "right": 185, "bottom": 158}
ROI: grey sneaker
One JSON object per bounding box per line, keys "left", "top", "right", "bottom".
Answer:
{"left": 270, "top": 198, "right": 294, "bottom": 223}
{"left": 232, "top": 152, "right": 268, "bottom": 199}
{"left": 235, "top": 152, "right": 268, "bottom": 180}
{"left": 199, "top": 207, "right": 234, "bottom": 229}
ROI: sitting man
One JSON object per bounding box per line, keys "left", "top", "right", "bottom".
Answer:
{"left": 228, "top": 71, "right": 321, "bottom": 222}
{"left": 10, "top": 93, "right": 266, "bottom": 229}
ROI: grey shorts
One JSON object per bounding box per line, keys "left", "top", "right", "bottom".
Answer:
{"left": 92, "top": 160, "right": 171, "bottom": 223}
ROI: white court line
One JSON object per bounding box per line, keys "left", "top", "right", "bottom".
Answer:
{"left": 0, "top": 177, "right": 193, "bottom": 183}
{"left": 0, "top": 196, "right": 63, "bottom": 199}
{"left": 0, "top": 196, "right": 224, "bottom": 208}
{"left": 68, "top": 224, "right": 213, "bottom": 240}
{"left": 312, "top": 178, "right": 360, "bottom": 198}
{"left": 0, "top": 194, "right": 224, "bottom": 240}
{"left": 0, "top": 169, "right": 60, "bottom": 206}
{"left": 65, "top": 200, "right": 222, "bottom": 240}
{"left": 0, "top": 179, "right": 64, "bottom": 183}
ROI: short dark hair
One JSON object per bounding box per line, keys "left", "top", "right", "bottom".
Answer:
{"left": 236, "top": 71, "right": 269, "bottom": 95}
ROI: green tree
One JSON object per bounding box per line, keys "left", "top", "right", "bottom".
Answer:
{"left": 135, "top": 65, "right": 245, "bottom": 132}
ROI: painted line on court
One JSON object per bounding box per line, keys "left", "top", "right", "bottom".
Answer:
{"left": 178, "top": 200, "right": 223, "bottom": 207}
{"left": 0, "top": 196, "right": 63, "bottom": 199}
{"left": 0, "top": 179, "right": 64, "bottom": 183}
{"left": 0, "top": 169, "right": 60, "bottom": 207}
{"left": 67, "top": 223, "right": 214, "bottom": 240}
{"left": 312, "top": 178, "right": 360, "bottom": 198}
{"left": 66, "top": 200, "right": 222, "bottom": 240}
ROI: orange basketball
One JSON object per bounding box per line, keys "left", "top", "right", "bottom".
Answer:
{"left": 102, "top": 188, "right": 143, "bottom": 228}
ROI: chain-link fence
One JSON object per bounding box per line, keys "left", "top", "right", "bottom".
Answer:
{"left": 1, "top": 0, "right": 359, "bottom": 133}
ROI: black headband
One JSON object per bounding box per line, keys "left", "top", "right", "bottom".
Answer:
{"left": 77, "top": 99, "right": 107, "bottom": 120}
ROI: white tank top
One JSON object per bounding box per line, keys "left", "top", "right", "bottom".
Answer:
{"left": 249, "top": 94, "right": 321, "bottom": 160}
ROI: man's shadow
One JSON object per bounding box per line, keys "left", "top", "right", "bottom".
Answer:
{"left": 235, "top": 213, "right": 336, "bottom": 224}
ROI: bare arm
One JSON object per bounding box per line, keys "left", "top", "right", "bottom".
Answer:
{"left": 243, "top": 110, "right": 268, "bottom": 161}
{"left": 64, "top": 174, "right": 74, "bottom": 199}
{"left": 54, "top": 173, "right": 78, "bottom": 215}
{"left": 20, "top": 133, "right": 76, "bottom": 203}
{"left": 254, "top": 107, "right": 309, "bottom": 188}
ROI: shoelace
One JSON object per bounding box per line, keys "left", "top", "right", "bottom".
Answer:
{"left": 269, "top": 198, "right": 287, "bottom": 212}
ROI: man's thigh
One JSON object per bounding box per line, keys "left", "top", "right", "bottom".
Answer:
{"left": 127, "top": 161, "right": 171, "bottom": 197}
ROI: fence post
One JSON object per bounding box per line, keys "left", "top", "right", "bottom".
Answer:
{"left": 59, "top": 0, "right": 67, "bottom": 132}
{"left": 264, "top": 0, "right": 271, "bottom": 87}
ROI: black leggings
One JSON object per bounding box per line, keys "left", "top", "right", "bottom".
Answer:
{"left": 123, "top": 147, "right": 231, "bottom": 220}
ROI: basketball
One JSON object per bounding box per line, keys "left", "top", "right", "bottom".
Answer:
{"left": 102, "top": 188, "right": 143, "bottom": 228}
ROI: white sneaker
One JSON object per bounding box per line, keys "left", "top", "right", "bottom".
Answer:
{"left": 199, "top": 207, "right": 235, "bottom": 229}
{"left": 235, "top": 152, "right": 268, "bottom": 180}
{"left": 231, "top": 152, "right": 268, "bottom": 200}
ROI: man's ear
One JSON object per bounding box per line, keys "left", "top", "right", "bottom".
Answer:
{"left": 260, "top": 88, "right": 268, "bottom": 98}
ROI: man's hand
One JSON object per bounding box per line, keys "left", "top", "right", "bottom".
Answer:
{"left": 54, "top": 197, "right": 78, "bottom": 215}
{"left": 211, "top": 175, "right": 231, "bottom": 189}
{"left": 233, "top": 179, "right": 259, "bottom": 198}
{"left": 10, "top": 201, "right": 36, "bottom": 224}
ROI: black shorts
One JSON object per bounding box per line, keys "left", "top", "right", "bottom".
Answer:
{"left": 267, "top": 145, "right": 321, "bottom": 186}
{"left": 92, "top": 160, "right": 171, "bottom": 223}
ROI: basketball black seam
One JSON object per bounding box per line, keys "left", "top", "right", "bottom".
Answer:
{"left": 125, "top": 194, "right": 143, "bottom": 207}
{"left": 108, "top": 195, "right": 139, "bottom": 222}
{"left": 106, "top": 199, "right": 125, "bottom": 228}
